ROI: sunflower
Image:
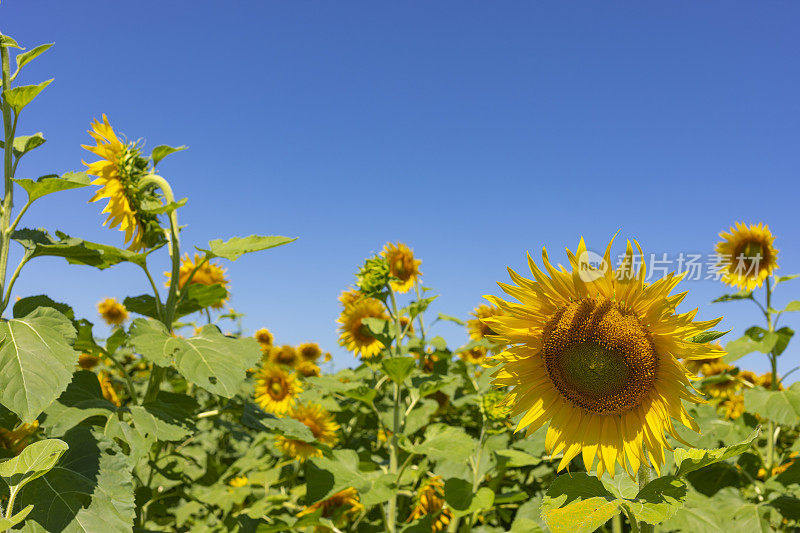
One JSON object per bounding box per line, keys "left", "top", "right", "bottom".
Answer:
{"left": 297, "top": 487, "right": 364, "bottom": 524}
{"left": 269, "top": 345, "right": 299, "bottom": 367}
{"left": 715, "top": 222, "right": 778, "bottom": 291}
{"left": 255, "top": 328, "right": 274, "bottom": 349}
{"left": 337, "top": 297, "right": 388, "bottom": 359}
{"left": 485, "top": 237, "right": 724, "bottom": 478}
{"left": 98, "top": 371, "right": 121, "bottom": 407}
{"left": 78, "top": 353, "right": 100, "bottom": 370}
{"left": 296, "top": 361, "right": 321, "bottom": 378}
{"left": 757, "top": 372, "right": 784, "bottom": 391}
{"left": 407, "top": 476, "right": 453, "bottom": 532}
{"left": 166, "top": 253, "right": 230, "bottom": 309}
{"left": 298, "top": 342, "right": 322, "bottom": 361}
{"left": 228, "top": 476, "right": 249, "bottom": 488}
{"left": 276, "top": 403, "right": 339, "bottom": 461}
{"left": 459, "top": 346, "right": 487, "bottom": 365}
{"left": 339, "top": 289, "right": 362, "bottom": 308}
{"left": 721, "top": 394, "right": 745, "bottom": 420}
{"left": 0, "top": 421, "right": 39, "bottom": 455}
{"left": 83, "top": 115, "right": 163, "bottom": 252}
{"left": 381, "top": 242, "right": 422, "bottom": 293}
{"left": 254, "top": 363, "right": 302, "bottom": 416}
{"left": 97, "top": 297, "right": 128, "bottom": 326}
{"left": 468, "top": 304, "right": 506, "bottom": 354}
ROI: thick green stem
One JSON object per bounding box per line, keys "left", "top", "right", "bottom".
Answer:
{"left": 638, "top": 450, "right": 653, "bottom": 533}
{"left": 763, "top": 277, "right": 779, "bottom": 477}
{"left": 386, "top": 288, "right": 405, "bottom": 533}
{"left": 612, "top": 513, "right": 623, "bottom": 533}
{"left": 0, "top": 43, "right": 16, "bottom": 318}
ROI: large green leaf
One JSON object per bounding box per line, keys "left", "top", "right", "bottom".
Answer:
{"left": 42, "top": 370, "right": 117, "bottom": 436}
{"left": 381, "top": 356, "right": 416, "bottom": 384}
{"left": 199, "top": 235, "right": 296, "bottom": 261}
{"left": 673, "top": 429, "right": 759, "bottom": 476}
{"left": 407, "top": 424, "right": 476, "bottom": 462}
{"left": 12, "top": 229, "right": 148, "bottom": 269}
{"left": 443, "top": 478, "right": 495, "bottom": 518}
{"left": 304, "top": 449, "right": 371, "bottom": 505}
{"left": 12, "top": 294, "right": 74, "bottom": 320}
{"left": 743, "top": 385, "right": 800, "bottom": 425}
{"left": 128, "top": 318, "right": 184, "bottom": 366}
{"left": 241, "top": 402, "right": 314, "bottom": 441}
{"left": 0, "top": 307, "right": 77, "bottom": 422}
{"left": 541, "top": 473, "right": 688, "bottom": 533}
{"left": 17, "top": 428, "right": 134, "bottom": 532}
{"left": 0, "top": 505, "right": 33, "bottom": 532}
{"left": 3, "top": 79, "right": 52, "bottom": 113}
{"left": 125, "top": 283, "right": 227, "bottom": 320}
{"left": 174, "top": 325, "right": 261, "bottom": 398}
{"left": 14, "top": 172, "right": 90, "bottom": 202}
{"left": 14, "top": 43, "right": 53, "bottom": 72}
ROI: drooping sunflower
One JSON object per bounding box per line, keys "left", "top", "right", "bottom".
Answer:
{"left": 298, "top": 342, "right": 322, "bottom": 361}
{"left": 337, "top": 297, "right": 388, "bottom": 359}
{"left": 297, "top": 487, "right": 364, "bottom": 524}
{"left": 269, "top": 345, "right": 299, "bottom": 367}
{"left": 255, "top": 328, "right": 274, "bottom": 349}
{"left": 715, "top": 222, "right": 778, "bottom": 291}
{"left": 78, "top": 353, "right": 100, "bottom": 370}
{"left": 254, "top": 363, "right": 302, "bottom": 416}
{"left": 485, "top": 237, "right": 724, "bottom": 478}
{"left": 0, "top": 421, "right": 39, "bottom": 455}
{"left": 276, "top": 403, "right": 339, "bottom": 461}
{"left": 83, "top": 115, "right": 163, "bottom": 252}
{"left": 406, "top": 476, "right": 453, "bottom": 532}
{"left": 459, "top": 346, "right": 487, "bottom": 365}
{"left": 296, "top": 360, "right": 321, "bottom": 378}
{"left": 381, "top": 242, "right": 422, "bottom": 293}
{"left": 166, "top": 253, "right": 230, "bottom": 309}
{"left": 97, "top": 297, "right": 128, "bottom": 326}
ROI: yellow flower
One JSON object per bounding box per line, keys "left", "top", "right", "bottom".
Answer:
{"left": 0, "top": 421, "right": 39, "bottom": 455}
{"left": 254, "top": 363, "right": 302, "bottom": 416}
{"left": 700, "top": 361, "right": 739, "bottom": 399}
{"left": 166, "top": 253, "right": 230, "bottom": 309}
{"left": 78, "top": 353, "right": 100, "bottom": 370}
{"left": 98, "top": 371, "right": 121, "bottom": 407}
{"left": 468, "top": 304, "right": 506, "bottom": 354}
{"left": 297, "top": 487, "right": 364, "bottom": 524}
{"left": 721, "top": 394, "right": 745, "bottom": 420}
{"left": 715, "top": 222, "right": 779, "bottom": 291}
{"left": 399, "top": 315, "right": 414, "bottom": 335}
{"left": 97, "top": 297, "right": 128, "bottom": 326}
{"left": 298, "top": 342, "right": 322, "bottom": 361}
{"left": 756, "top": 372, "right": 784, "bottom": 391}
{"left": 228, "top": 476, "right": 248, "bottom": 488}
{"left": 269, "top": 345, "right": 298, "bottom": 367}
{"left": 339, "top": 289, "right": 362, "bottom": 308}
{"left": 381, "top": 242, "right": 422, "bottom": 293}
{"left": 296, "top": 361, "right": 321, "bottom": 378}
{"left": 459, "top": 346, "right": 487, "bottom": 365}
{"left": 255, "top": 328, "right": 274, "bottom": 349}
{"left": 485, "top": 237, "right": 724, "bottom": 478}
{"left": 337, "top": 297, "right": 388, "bottom": 359}
{"left": 407, "top": 476, "right": 453, "bottom": 532}
{"left": 83, "top": 115, "right": 162, "bottom": 251}
{"left": 276, "top": 403, "right": 339, "bottom": 461}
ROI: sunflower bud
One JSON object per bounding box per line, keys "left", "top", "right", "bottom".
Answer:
{"left": 356, "top": 255, "right": 391, "bottom": 297}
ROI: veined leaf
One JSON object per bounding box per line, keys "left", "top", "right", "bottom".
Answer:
{"left": 199, "top": 235, "right": 296, "bottom": 261}
{"left": 0, "top": 132, "right": 45, "bottom": 157}
{"left": 42, "top": 370, "right": 117, "bottom": 436}
{"left": 241, "top": 402, "right": 314, "bottom": 441}
{"left": 409, "top": 424, "right": 476, "bottom": 462}
{"left": 381, "top": 356, "right": 416, "bottom": 384}
{"left": 689, "top": 330, "right": 730, "bottom": 343}
{"left": 14, "top": 172, "right": 90, "bottom": 202}
{"left": 674, "top": 429, "right": 760, "bottom": 476}
{"left": 0, "top": 307, "right": 77, "bottom": 422}
{"left": 0, "top": 438, "right": 68, "bottom": 494}
{"left": 304, "top": 449, "right": 371, "bottom": 505}
{"left": 151, "top": 144, "right": 187, "bottom": 166}
{"left": 12, "top": 294, "right": 74, "bottom": 320}
{"left": 12, "top": 228, "right": 149, "bottom": 269}
{"left": 3, "top": 79, "right": 53, "bottom": 113}
{"left": 128, "top": 318, "right": 184, "bottom": 366}
{"left": 14, "top": 43, "right": 53, "bottom": 72}
{"left": 743, "top": 386, "right": 800, "bottom": 425}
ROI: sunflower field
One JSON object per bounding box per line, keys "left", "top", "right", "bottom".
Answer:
{"left": 1, "top": 26, "right": 800, "bottom": 533}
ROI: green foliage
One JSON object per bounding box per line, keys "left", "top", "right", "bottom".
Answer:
{"left": 199, "top": 234, "right": 296, "bottom": 261}
{"left": 2, "top": 79, "right": 52, "bottom": 113}
{"left": 744, "top": 385, "right": 800, "bottom": 425}
{"left": 14, "top": 172, "right": 90, "bottom": 202}
{"left": 151, "top": 144, "right": 187, "bottom": 166}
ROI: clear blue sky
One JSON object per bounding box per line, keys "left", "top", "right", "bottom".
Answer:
{"left": 2, "top": 2, "right": 798, "bottom": 376}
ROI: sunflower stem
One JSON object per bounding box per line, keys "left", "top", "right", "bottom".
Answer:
{"left": 764, "top": 277, "right": 778, "bottom": 477}
{"left": 387, "top": 287, "right": 404, "bottom": 533}
{"left": 0, "top": 42, "right": 18, "bottom": 317}
{"left": 612, "top": 512, "right": 623, "bottom": 533}
{"left": 637, "top": 449, "right": 653, "bottom": 533}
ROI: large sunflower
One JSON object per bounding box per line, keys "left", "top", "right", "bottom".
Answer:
{"left": 166, "top": 253, "right": 230, "bottom": 309}
{"left": 406, "top": 476, "right": 453, "bottom": 532}
{"left": 485, "top": 237, "right": 724, "bottom": 478}
{"left": 715, "top": 222, "right": 778, "bottom": 291}
{"left": 337, "top": 297, "right": 388, "bottom": 359}
{"left": 254, "top": 363, "right": 302, "bottom": 416}
{"left": 83, "top": 115, "right": 162, "bottom": 252}
{"left": 276, "top": 403, "right": 339, "bottom": 461}
{"left": 381, "top": 242, "right": 422, "bottom": 293}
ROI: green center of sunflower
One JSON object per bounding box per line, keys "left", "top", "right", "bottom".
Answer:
{"left": 394, "top": 258, "right": 407, "bottom": 277}
{"left": 542, "top": 298, "right": 657, "bottom": 414}
{"left": 269, "top": 379, "right": 287, "bottom": 400}
{"left": 737, "top": 241, "right": 766, "bottom": 270}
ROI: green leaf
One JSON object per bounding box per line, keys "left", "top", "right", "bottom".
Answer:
{"left": 241, "top": 402, "right": 314, "bottom": 441}
{"left": 142, "top": 197, "right": 186, "bottom": 215}
{"left": 436, "top": 313, "right": 465, "bottom": 326}
{"left": 723, "top": 333, "right": 778, "bottom": 363}
{"left": 776, "top": 274, "right": 799, "bottom": 284}
{"left": 685, "top": 462, "right": 743, "bottom": 496}
{"left": 674, "top": 428, "right": 760, "bottom": 476}
{"left": 770, "top": 496, "right": 800, "bottom": 521}
{"left": 0, "top": 505, "right": 33, "bottom": 531}
{"left": 689, "top": 330, "right": 730, "bottom": 343}
{"left": 174, "top": 325, "right": 261, "bottom": 398}
{"left": 494, "top": 449, "right": 541, "bottom": 468}
{"left": 151, "top": 144, "right": 187, "bottom": 166}
{"left": 125, "top": 283, "right": 227, "bottom": 320}
{"left": 0, "top": 35, "right": 22, "bottom": 49}
{"left": 626, "top": 476, "right": 688, "bottom": 524}
{"left": 409, "top": 424, "right": 476, "bottom": 462}
{"left": 128, "top": 318, "right": 184, "bottom": 366}
{"left": 12, "top": 294, "right": 74, "bottom": 320}
{"left": 403, "top": 296, "right": 438, "bottom": 319}
{"left": 3, "top": 79, "right": 53, "bottom": 113}
{"left": 0, "top": 307, "right": 77, "bottom": 422}
{"left": 14, "top": 43, "right": 53, "bottom": 71}
{"left": 17, "top": 428, "right": 135, "bottom": 532}
{"left": 12, "top": 229, "right": 149, "bottom": 269}
{"left": 304, "top": 449, "right": 371, "bottom": 505}
{"left": 744, "top": 386, "right": 800, "bottom": 425}
{"left": 381, "top": 357, "right": 416, "bottom": 384}
{"left": 199, "top": 235, "right": 296, "bottom": 261}
{"left": 14, "top": 172, "right": 90, "bottom": 202}
{"left": 781, "top": 301, "right": 800, "bottom": 313}
{"left": 42, "top": 370, "right": 117, "bottom": 436}
{"left": 712, "top": 291, "right": 752, "bottom": 303}
{"left": 0, "top": 438, "right": 68, "bottom": 494}
{"left": 0, "top": 132, "right": 46, "bottom": 156}
{"left": 341, "top": 385, "right": 377, "bottom": 404}
{"left": 443, "top": 478, "right": 495, "bottom": 517}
